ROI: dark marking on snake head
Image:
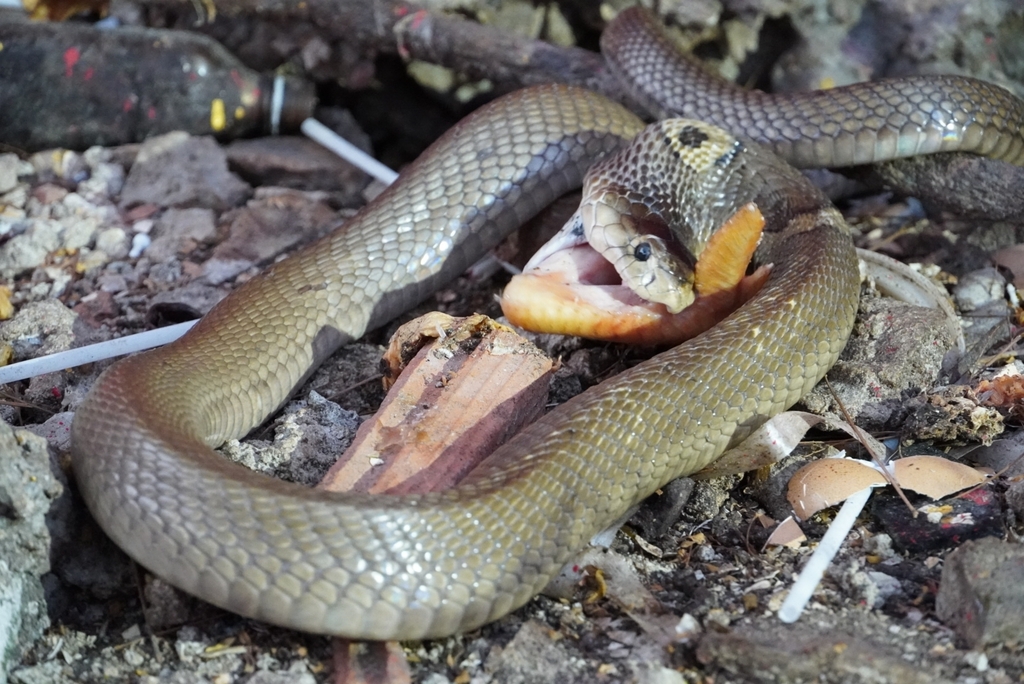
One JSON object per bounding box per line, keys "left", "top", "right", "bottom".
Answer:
{"left": 715, "top": 140, "right": 744, "bottom": 167}
{"left": 571, "top": 214, "right": 584, "bottom": 237}
{"left": 676, "top": 125, "right": 709, "bottom": 149}
{"left": 633, "top": 241, "right": 652, "bottom": 261}
{"left": 475, "top": 147, "right": 495, "bottom": 161}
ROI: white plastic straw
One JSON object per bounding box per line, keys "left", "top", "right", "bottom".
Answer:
{"left": 777, "top": 486, "right": 872, "bottom": 623}
{"left": 0, "top": 321, "right": 197, "bottom": 384}
{"left": 301, "top": 118, "right": 399, "bottom": 185}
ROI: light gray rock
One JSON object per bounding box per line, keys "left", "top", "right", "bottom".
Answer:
{"left": 0, "top": 423, "right": 61, "bottom": 681}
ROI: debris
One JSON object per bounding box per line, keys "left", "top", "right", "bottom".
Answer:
{"left": 871, "top": 487, "right": 1002, "bottom": 554}
{"left": 320, "top": 313, "right": 552, "bottom": 494}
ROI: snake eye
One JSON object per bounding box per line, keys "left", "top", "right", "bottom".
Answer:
{"left": 633, "top": 242, "right": 652, "bottom": 261}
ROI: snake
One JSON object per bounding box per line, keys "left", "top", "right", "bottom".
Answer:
{"left": 69, "top": 7, "right": 1024, "bottom": 640}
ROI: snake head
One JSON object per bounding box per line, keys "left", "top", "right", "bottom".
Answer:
{"left": 617, "top": 233, "right": 696, "bottom": 314}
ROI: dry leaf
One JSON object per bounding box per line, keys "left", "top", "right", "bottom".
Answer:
{"left": 976, "top": 374, "right": 1024, "bottom": 407}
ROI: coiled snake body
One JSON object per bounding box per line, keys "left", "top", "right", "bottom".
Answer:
{"left": 70, "top": 8, "right": 1024, "bottom": 639}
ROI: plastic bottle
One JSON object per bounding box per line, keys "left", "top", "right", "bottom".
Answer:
{"left": 0, "top": 21, "right": 317, "bottom": 151}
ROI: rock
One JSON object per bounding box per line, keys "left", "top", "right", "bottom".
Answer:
{"left": 75, "top": 161, "right": 126, "bottom": 203}
{"left": 0, "top": 153, "right": 23, "bottom": 194}
{"left": 0, "top": 182, "right": 122, "bottom": 280}
{"left": 221, "top": 391, "right": 360, "bottom": 487}
{"left": 209, "top": 188, "right": 339, "bottom": 266}
{"left": 968, "top": 429, "right": 1024, "bottom": 478}
{"left": 145, "top": 207, "right": 217, "bottom": 262}
{"left": 696, "top": 625, "right": 944, "bottom": 683}
{"left": 198, "top": 258, "right": 251, "bottom": 285}
{"left": 0, "top": 422, "right": 62, "bottom": 677}
{"left": 801, "top": 296, "right": 959, "bottom": 430}
{"left": 244, "top": 671, "right": 317, "bottom": 684}
{"left": 23, "top": 411, "right": 74, "bottom": 453}
{"left": 72, "top": 290, "right": 120, "bottom": 327}
{"left": 119, "top": 133, "right": 251, "bottom": 211}
{"left": 141, "top": 577, "right": 209, "bottom": 632}
{"left": 0, "top": 219, "right": 62, "bottom": 281}
{"left": 93, "top": 227, "right": 129, "bottom": 260}
{"left": 773, "top": 0, "right": 1023, "bottom": 98}
{"left": 841, "top": 567, "right": 904, "bottom": 609}
{"left": 0, "top": 299, "right": 76, "bottom": 363}
{"left": 629, "top": 477, "right": 695, "bottom": 540}
{"left": 225, "top": 136, "right": 370, "bottom": 200}
{"left": 281, "top": 391, "right": 361, "bottom": 486}
{"left": 1007, "top": 480, "right": 1024, "bottom": 521}
{"left": 936, "top": 536, "right": 1024, "bottom": 647}
{"left": 484, "top": 620, "right": 589, "bottom": 683}
{"left": 953, "top": 267, "right": 1006, "bottom": 312}
{"left": 145, "top": 281, "right": 226, "bottom": 323}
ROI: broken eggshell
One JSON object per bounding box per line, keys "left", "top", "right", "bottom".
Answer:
{"left": 890, "top": 455, "right": 988, "bottom": 500}
{"left": 787, "top": 455, "right": 990, "bottom": 520}
{"left": 787, "top": 456, "right": 887, "bottom": 520}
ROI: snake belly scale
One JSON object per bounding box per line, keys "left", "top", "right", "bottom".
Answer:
{"left": 70, "top": 6, "right": 1022, "bottom": 640}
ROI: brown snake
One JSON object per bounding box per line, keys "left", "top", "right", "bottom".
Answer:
{"left": 70, "top": 7, "right": 1024, "bottom": 639}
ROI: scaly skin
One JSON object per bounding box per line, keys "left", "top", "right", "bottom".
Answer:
{"left": 603, "top": 7, "right": 1024, "bottom": 168}
{"left": 70, "top": 6, "right": 1022, "bottom": 639}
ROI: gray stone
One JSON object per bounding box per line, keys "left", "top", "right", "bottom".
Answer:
{"left": 801, "top": 296, "right": 958, "bottom": 430}
{"left": 936, "top": 536, "right": 1024, "bottom": 647}
{"left": 484, "top": 620, "right": 589, "bottom": 684}
{"left": 0, "top": 154, "right": 21, "bottom": 195}
{"left": 120, "top": 133, "right": 251, "bottom": 211}
{"left": 23, "top": 412, "right": 74, "bottom": 453}
{"left": 94, "top": 227, "right": 129, "bottom": 260}
{"left": 0, "top": 219, "right": 62, "bottom": 281}
{"left": 146, "top": 207, "right": 217, "bottom": 262}
{"left": 225, "top": 135, "right": 370, "bottom": 199}
{"left": 0, "top": 300, "right": 77, "bottom": 363}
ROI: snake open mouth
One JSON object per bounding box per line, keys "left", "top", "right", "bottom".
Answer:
{"left": 501, "top": 202, "right": 772, "bottom": 345}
